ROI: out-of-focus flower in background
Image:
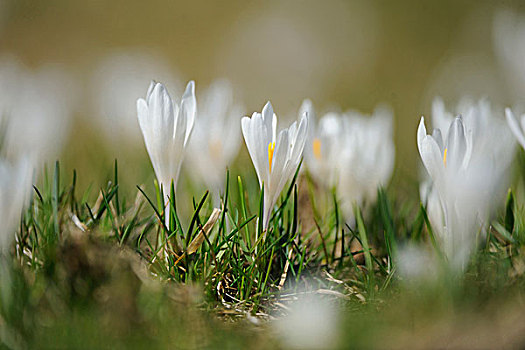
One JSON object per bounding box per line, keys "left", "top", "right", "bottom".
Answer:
{"left": 241, "top": 102, "right": 307, "bottom": 230}
{"left": 0, "top": 157, "right": 32, "bottom": 254}
{"left": 273, "top": 292, "right": 340, "bottom": 350}
{"left": 417, "top": 102, "right": 514, "bottom": 270}
{"left": 186, "top": 79, "right": 243, "bottom": 198}
{"left": 303, "top": 102, "right": 394, "bottom": 224}
{"left": 137, "top": 81, "right": 195, "bottom": 210}
{"left": 337, "top": 107, "right": 395, "bottom": 223}
{"left": 303, "top": 100, "right": 342, "bottom": 189}
{"left": 0, "top": 56, "right": 78, "bottom": 167}
{"left": 90, "top": 50, "right": 181, "bottom": 148}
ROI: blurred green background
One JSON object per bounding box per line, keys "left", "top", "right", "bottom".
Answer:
{"left": 1, "top": 0, "right": 524, "bottom": 194}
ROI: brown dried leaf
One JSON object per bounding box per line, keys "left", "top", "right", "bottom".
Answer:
{"left": 187, "top": 208, "right": 221, "bottom": 255}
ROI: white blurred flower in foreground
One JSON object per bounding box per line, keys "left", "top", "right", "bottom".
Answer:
{"left": 90, "top": 51, "right": 180, "bottom": 147}
{"left": 505, "top": 108, "right": 525, "bottom": 150}
{"left": 241, "top": 102, "right": 308, "bottom": 230}
{"left": 417, "top": 104, "right": 514, "bottom": 269}
{"left": 396, "top": 244, "right": 439, "bottom": 283}
{"left": 0, "top": 57, "right": 77, "bottom": 166}
{"left": 187, "top": 80, "right": 243, "bottom": 197}
{"left": 273, "top": 293, "right": 340, "bottom": 350}
{"left": 0, "top": 157, "right": 32, "bottom": 254}
{"left": 137, "top": 81, "right": 196, "bottom": 207}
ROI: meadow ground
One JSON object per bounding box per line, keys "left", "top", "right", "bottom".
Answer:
{"left": 2, "top": 155, "right": 525, "bottom": 349}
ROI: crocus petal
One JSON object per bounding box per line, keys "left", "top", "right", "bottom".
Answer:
{"left": 272, "top": 113, "right": 277, "bottom": 143}
{"left": 146, "top": 80, "right": 156, "bottom": 99}
{"left": 417, "top": 117, "right": 427, "bottom": 155}
{"left": 520, "top": 114, "right": 525, "bottom": 135}
{"left": 180, "top": 80, "right": 196, "bottom": 146}
{"left": 241, "top": 115, "right": 261, "bottom": 186}
{"left": 432, "top": 128, "right": 444, "bottom": 152}
{"left": 506, "top": 108, "right": 525, "bottom": 149}
{"left": 242, "top": 112, "right": 270, "bottom": 187}
{"left": 269, "top": 129, "right": 290, "bottom": 198}
{"left": 419, "top": 135, "right": 445, "bottom": 186}
{"left": 174, "top": 95, "right": 188, "bottom": 147}
{"left": 431, "top": 96, "right": 453, "bottom": 135}
{"left": 446, "top": 117, "right": 467, "bottom": 171}
{"left": 289, "top": 114, "right": 308, "bottom": 170}
{"left": 136, "top": 98, "right": 149, "bottom": 137}
{"left": 299, "top": 99, "right": 314, "bottom": 119}
{"left": 262, "top": 101, "right": 274, "bottom": 140}
{"left": 300, "top": 99, "right": 315, "bottom": 138}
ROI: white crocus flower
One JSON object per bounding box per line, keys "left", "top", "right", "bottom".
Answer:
{"left": 431, "top": 97, "right": 512, "bottom": 161}
{"left": 241, "top": 102, "right": 308, "bottom": 230}
{"left": 0, "top": 157, "right": 32, "bottom": 254}
{"left": 427, "top": 98, "right": 514, "bottom": 206}
{"left": 417, "top": 113, "right": 512, "bottom": 270}
{"left": 137, "top": 80, "right": 196, "bottom": 210}
{"left": 303, "top": 100, "right": 343, "bottom": 189}
{"left": 187, "top": 80, "right": 243, "bottom": 199}
{"left": 337, "top": 106, "right": 395, "bottom": 222}
{"left": 421, "top": 97, "right": 514, "bottom": 205}
{"left": 303, "top": 102, "right": 394, "bottom": 223}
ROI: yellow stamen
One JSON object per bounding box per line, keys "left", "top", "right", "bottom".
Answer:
{"left": 268, "top": 142, "right": 275, "bottom": 172}
{"left": 443, "top": 148, "right": 448, "bottom": 167}
{"left": 313, "top": 138, "right": 322, "bottom": 160}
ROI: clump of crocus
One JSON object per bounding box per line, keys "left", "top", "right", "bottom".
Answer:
{"left": 417, "top": 99, "right": 514, "bottom": 270}
{"left": 303, "top": 101, "right": 395, "bottom": 223}
{"left": 136, "top": 80, "right": 196, "bottom": 215}
{"left": 241, "top": 102, "right": 308, "bottom": 230}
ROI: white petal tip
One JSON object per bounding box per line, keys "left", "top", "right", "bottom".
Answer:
{"left": 301, "top": 98, "right": 312, "bottom": 108}
{"left": 263, "top": 101, "right": 273, "bottom": 110}
{"left": 185, "top": 80, "right": 195, "bottom": 94}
